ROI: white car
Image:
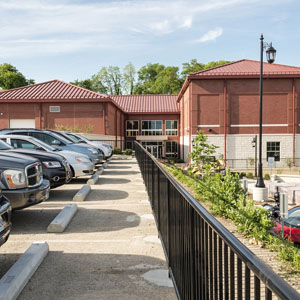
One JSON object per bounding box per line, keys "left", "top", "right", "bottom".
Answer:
{"left": 63, "top": 132, "right": 113, "bottom": 159}
{"left": 0, "top": 135, "right": 95, "bottom": 177}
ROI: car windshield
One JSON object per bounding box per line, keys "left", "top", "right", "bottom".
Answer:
{"left": 0, "top": 140, "right": 14, "bottom": 150}
{"left": 50, "top": 132, "right": 73, "bottom": 144}
{"left": 65, "top": 134, "right": 81, "bottom": 143}
{"left": 28, "top": 138, "right": 57, "bottom": 151}
{"left": 284, "top": 207, "right": 300, "bottom": 228}
{"left": 69, "top": 134, "right": 88, "bottom": 143}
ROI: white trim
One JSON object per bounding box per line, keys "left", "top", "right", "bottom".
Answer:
{"left": 197, "top": 125, "right": 220, "bottom": 128}
{"left": 230, "top": 124, "right": 288, "bottom": 127}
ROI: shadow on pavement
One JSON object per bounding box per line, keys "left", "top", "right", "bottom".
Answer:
{"left": 10, "top": 208, "right": 140, "bottom": 235}
{"left": 14, "top": 252, "right": 174, "bottom": 300}
{"left": 97, "top": 178, "right": 131, "bottom": 185}
{"left": 87, "top": 189, "right": 129, "bottom": 201}
{"left": 104, "top": 170, "right": 140, "bottom": 176}
{"left": 105, "top": 165, "right": 131, "bottom": 169}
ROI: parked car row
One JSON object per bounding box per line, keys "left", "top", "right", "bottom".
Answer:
{"left": 0, "top": 128, "right": 113, "bottom": 247}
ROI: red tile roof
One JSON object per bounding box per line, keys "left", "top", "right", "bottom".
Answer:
{"left": 178, "top": 59, "right": 300, "bottom": 102}
{"left": 111, "top": 94, "right": 179, "bottom": 114}
{"left": 190, "top": 59, "right": 300, "bottom": 78}
{"left": 0, "top": 80, "right": 110, "bottom": 101}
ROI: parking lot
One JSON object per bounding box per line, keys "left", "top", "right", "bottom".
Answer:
{"left": 0, "top": 156, "right": 176, "bottom": 300}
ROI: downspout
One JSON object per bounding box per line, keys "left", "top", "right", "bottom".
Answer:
{"left": 115, "top": 108, "right": 118, "bottom": 148}
{"left": 103, "top": 104, "right": 106, "bottom": 135}
{"left": 293, "top": 79, "right": 296, "bottom": 164}
{"left": 224, "top": 80, "right": 227, "bottom": 165}
{"left": 40, "top": 102, "right": 43, "bottom": 129}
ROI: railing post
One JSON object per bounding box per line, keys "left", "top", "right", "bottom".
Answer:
{"left": 157, "top": 168, "right": 160, "bottom": 232}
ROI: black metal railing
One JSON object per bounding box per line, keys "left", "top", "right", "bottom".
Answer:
{"left": 135, "top": 142, "right": 300, "bottom": 300}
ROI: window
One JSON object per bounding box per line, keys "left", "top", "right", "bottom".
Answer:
{"left": 126, "top": 120, "right": 139, "bottom": 137}
{"left": 165, "top": 120, "right": 178, "bottom": 136}
{"left": 166, "top": 141, "right": 178, "bottom": 158}
{"left": 30, "top": 132, "right": 63, "bottom": 146}
{"left": 11, "top": 139, "right": 36, "bottom": 149}
{"left": 126, "top": 141, "right": 135, "bottom": 150}
{"left": 267, "top": 142, "right": 280, "bottom": 161}
{"left": 141, "top": 120, "right": 163, "bottom": 136}
{"left": 50, "top": 106, "right": 60, "bottom": 112}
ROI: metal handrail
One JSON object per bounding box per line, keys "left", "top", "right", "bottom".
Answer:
{"left": 135, "top": 141, "right": 300, "bottom": 300}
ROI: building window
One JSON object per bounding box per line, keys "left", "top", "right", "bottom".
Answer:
{"left": 165, "top": 120, "right": 178, "bottom": 136}
{"left": 126, "top": 141, "right": 135, "bottom": 150}
{"left": 126, "top": 120, "right": 139, "bottom": 137}
{"left": 141, "top": 120, "right": 162, "bottom": 136}
{"left": 166, "top": 141, "right": 178, "bottom": 158}
{"left": 50, "top": 106, "right": 60, "bottom": 112}
{"left": 266, "top": 142, "right": 280, "bottom": 161}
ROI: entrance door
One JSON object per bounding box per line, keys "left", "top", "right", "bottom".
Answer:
{"left": 145, "top": 145, "right": 162, "bottom": 158}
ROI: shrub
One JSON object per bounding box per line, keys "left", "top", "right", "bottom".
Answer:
{"left": 124, "top": 149, "right": 133, "bottom": 156}
{"left": 264, "top": 173, "right": 270, "bottom": 180}
{"left": 246, "top": 172, "right": 253, "bottom": 179}
{"left": 114, "top": 147, "right": 122, "bottom": 154}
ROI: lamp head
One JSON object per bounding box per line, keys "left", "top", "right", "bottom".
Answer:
{"left": 266, "top": 42, "right": 276, "bottom": 64}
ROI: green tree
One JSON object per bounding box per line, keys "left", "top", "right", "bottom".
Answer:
{"left": 181, "top": 59, "right": 205, "bottom": 78}
{"left": 70, "top": 79, "right": 95, "bottom": 91}
{"left": 189, "top": 130, "right": 218, "bottom": 171}
{"left": 204, "top": 60, "right": 231, "bottom": 70}
{"left": 123, "top": 62, "right": 136, "bottom": 95}
{"left": 151, "top": 66, "right": 182, "bottom": 94}
{"left": 134, "top": 63, "right": 181, "bottom": 94}
{"left": 91, "top": 66, "right": 123, "bottom": 95}
{"left": 0, "top": 63, "right": 35, "bottom": 90}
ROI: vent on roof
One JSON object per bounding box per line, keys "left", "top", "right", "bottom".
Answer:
{"left": 50, "top": 106, "right": 60, "bottom": 113}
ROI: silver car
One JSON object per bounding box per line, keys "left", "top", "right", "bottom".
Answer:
{"left": 0, "top": 135, "right": 95, "bottom": 177}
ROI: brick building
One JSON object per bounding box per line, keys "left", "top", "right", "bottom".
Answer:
{"left": 1, "top": 59, "right": 300, "bottom": 165}
{"left": 178, "top": 59, "right": 300, "bottom": 167}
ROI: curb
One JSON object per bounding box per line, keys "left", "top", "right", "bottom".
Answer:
{"left": 47, "top": 204, "right": 78, "bottom": 233}
{"left": 73, "top": 184, "right": 91, "bottom": 202}
{"left": 87, "top": 174, "right": 99, "bottom": 185}
{"left": 0, "top": 242, "right": 49, "bottom": 300}
{"left": 96, "top": 167, "right": 104, "bottom": 175}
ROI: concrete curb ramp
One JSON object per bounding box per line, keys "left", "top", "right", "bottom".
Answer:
{"left": 96, "top": 167, "right": 104, "bottom": 175}
{"left": 87, "top": 174, "right": 99, "bottom": 185}
{"left": 0, "top": 242, "right": 49, "bottom": 300}
{"left": 47, "top": 204, "right": 78, "bottom": 233}
{"left": 73, "top": 184, "right": 91, "bottom": 202}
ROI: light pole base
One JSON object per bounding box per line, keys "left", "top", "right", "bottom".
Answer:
{"left": 253, "top": 187, "right": 268, "bottom": 202}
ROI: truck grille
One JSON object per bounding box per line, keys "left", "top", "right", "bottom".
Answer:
{"left": 25, "top": 162, "right": 43, "bottom": 187}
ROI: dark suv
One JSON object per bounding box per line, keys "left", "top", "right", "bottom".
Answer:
{"left": 0, "top": 129, "right": 103, "bottom": 164}
{"left": 0, "top": 151, "right": 50, "bottom": 210}
{"left": 0, "top": 140, "right": 72, "bottom": 188}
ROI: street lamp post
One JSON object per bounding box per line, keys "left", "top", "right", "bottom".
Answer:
{"left": 256, "top": 34, "right": 276, "bottom": 189}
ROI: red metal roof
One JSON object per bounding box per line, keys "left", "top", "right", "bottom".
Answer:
{"left": 111, "top": 94, "right": 179, "bottom": 114}
{"left": 0, "top": 80, "right": 110, "bottom": 101}
{"left": 190, "top": 59, "right": 300, "bottom": 77}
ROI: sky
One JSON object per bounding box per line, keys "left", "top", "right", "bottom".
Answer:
{"left": 0, "top": 0, "right": 299, "bottom": 83}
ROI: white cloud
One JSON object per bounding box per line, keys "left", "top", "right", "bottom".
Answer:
{"left": 194, "top": 27, "right": 223, "bottom": 43}
{"left": 0, "top": 0, "right": 281, "bottom": 57}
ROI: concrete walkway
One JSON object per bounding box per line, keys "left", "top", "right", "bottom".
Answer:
{"left": 0, "top": 156, "right": 176, "bottom": 300}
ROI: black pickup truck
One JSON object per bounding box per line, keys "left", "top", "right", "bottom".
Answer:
{"left": 0, "top": 192, "right": 12, "bottom": 246}
{"left": 0, "top": 152, "right": 50, "bottom": 210}
{"left": 0, "top": 140, "right": 72, "bottom": 188}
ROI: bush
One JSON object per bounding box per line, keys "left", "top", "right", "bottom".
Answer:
{"left": 246, "top": 172, "right": 253, "bottom": 179}
{"left": 114, "top": 147, "right": 122, "bottom": 154}
{"left": 124, "top": 149, "right": 133, "bottom": 156}
{"left": 264, "top": 173, "right": 270, "bottom": 180}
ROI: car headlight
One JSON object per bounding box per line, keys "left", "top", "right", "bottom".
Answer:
{"left": 88, "top": 148, "right": 97, "bottom": 154}
{"left": 75, "top": 156, "right": 90, "bottom": 163}
{"left": 4, "top": 170, "right": 26, "bottom": 189}
{"left": 103, "top": 144, "right": 111, "bottom": 149}
{"left": 43, "top": 161, "right": 62, "bottom": 168}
